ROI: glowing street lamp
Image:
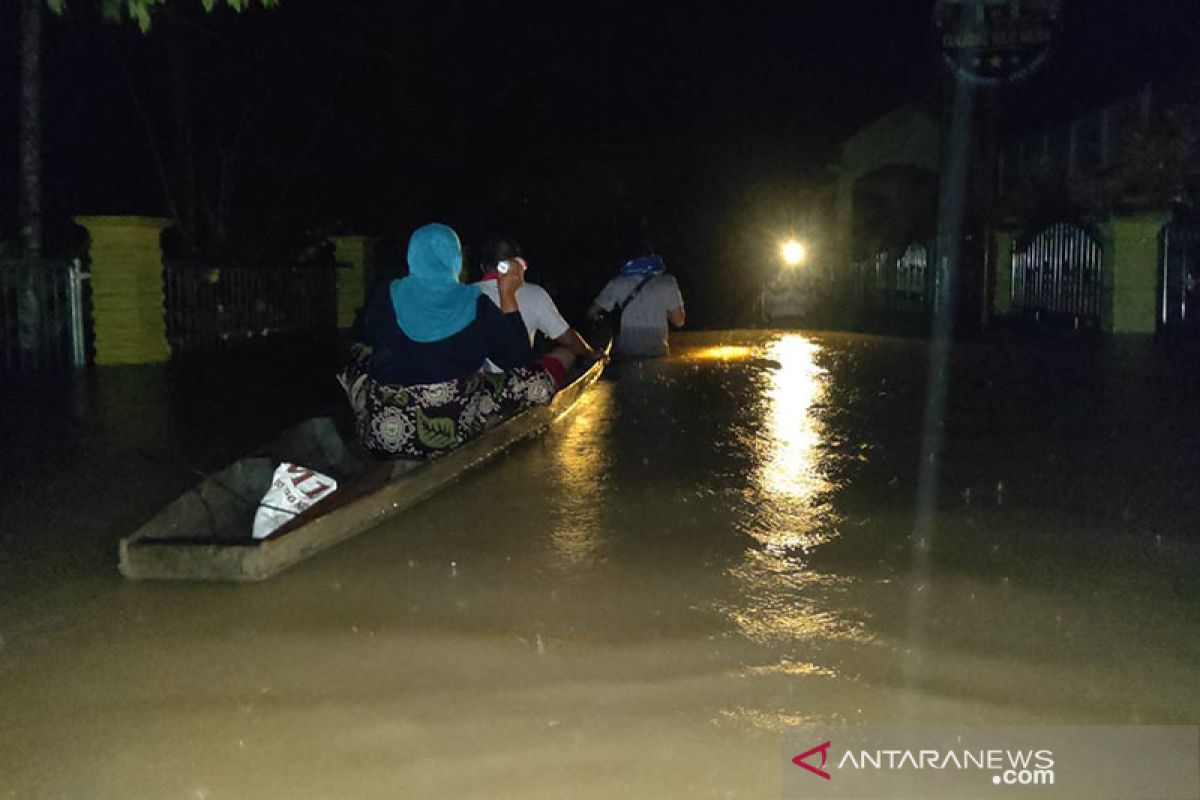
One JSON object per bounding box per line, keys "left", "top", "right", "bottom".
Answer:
{"left": 780, "top": 239, "right": 806, "bottom": 267}
{"left": 762, "top": 236, "right": 815, "bottom": 324}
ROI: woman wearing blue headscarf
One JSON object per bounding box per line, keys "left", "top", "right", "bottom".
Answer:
{"left": 339, "top": 223, "right": 574, "bottom": 459}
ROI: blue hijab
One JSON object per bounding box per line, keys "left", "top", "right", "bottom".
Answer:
{"left": 619, "top": 254, "right": 666, "bottom": 276}
{"left": 390, "top": 223, "right": 480, "bottom": 342}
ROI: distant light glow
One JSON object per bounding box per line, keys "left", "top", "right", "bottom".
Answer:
{"left": 780, "top": 239, "right": 806, "bottom": 267}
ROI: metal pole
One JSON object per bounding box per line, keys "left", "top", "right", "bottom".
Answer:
{"left": 1160, "top": 224, "right": 1170, "bottom": 327}
{"left": 18, "top": 0, "right": 43, "bottom": 358}
{"left": 979, "top": 86, "right": 998, "bottom": 329}
{"left": 68, "top": 258, "right": 88, "bottom": 368}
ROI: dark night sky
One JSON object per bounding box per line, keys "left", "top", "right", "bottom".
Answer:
{"left": 4, "top": 2, "right": 939, "bottom": 230}
{"left": 2, "top": 0, "right": 1199, "bottom": 319}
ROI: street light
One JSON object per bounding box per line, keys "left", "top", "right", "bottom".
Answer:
{"left": 780, "top": 238, "right": 807, "bottom": 267}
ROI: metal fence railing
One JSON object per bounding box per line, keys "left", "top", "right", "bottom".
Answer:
{"left": 1160, "top": 221, "right": 1200, "bottom": 332}
{"left": 163, "top": 261, "right": 337, "bottom": 355}
{"left": 1011, "top": 222, "right": 1103, "bottom": 327}
{"left": 0, "top": 259, "right": 89, "bottom": 373}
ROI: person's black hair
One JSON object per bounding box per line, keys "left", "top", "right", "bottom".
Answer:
{"left": 479, "top": 235, "right": 522, "bottom": 275}
{"left": 617, "top": 216, "right": 655, "bottom": 259}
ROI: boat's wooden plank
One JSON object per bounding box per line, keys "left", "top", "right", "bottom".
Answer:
{"left": 118, "top": 353, "right": 606, "bottom": 582}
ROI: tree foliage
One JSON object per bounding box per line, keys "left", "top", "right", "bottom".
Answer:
{"left": 44, "top": 0, "right": 278, "bottom": 31}
{"left": 1071, "top": 98, "right": 1200, "bottom": 214}
{"left": 1005, "top": 81, "right": 1200, "bottom": 226}
{"left": 36, "top": 0, "right": 297, "bottom": 261}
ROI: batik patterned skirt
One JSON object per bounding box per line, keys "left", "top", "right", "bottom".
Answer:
{"left": 337, "top": 351, "right": 557, "bottom": 460}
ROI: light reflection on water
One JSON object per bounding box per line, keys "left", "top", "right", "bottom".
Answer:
{"left": 547, "top": 383, "right": 614, "bottom": 568}
{"left": 743, "top": 334, "right": 840, "bottom": 552}
{"left": 722, "top": 334, "right": 869, "bottom": 664}
{"left": 724, "top": 549, "right": 871, "bottom": 646}
{"left": 685, "top": 344, "right": 757, "bottom": 362}
{"left": 739, "top": 659, "right": 840, "bottom": 678}
{"left": 758, "top": 335, "right": 829, "bottom": 509}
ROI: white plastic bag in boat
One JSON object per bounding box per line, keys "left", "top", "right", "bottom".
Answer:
{"left": 252, "top": 462, "right": 338, "bottom": 540}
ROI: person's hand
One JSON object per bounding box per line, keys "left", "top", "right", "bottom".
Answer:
{"left": 577, "top": 341, "right": 608, "bottom": 365}
{"left": 496, "top": 257, "right": 526, "bottom": 312}
{"left": 579, "top": 342, "right": 608, "bottom": 364}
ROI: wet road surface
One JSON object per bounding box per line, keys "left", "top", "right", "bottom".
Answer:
{"left": 1, "top": 330, "right": 1198, "bottom": 798}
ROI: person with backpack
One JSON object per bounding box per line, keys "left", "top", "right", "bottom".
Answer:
{"left": 586, "top": 248, "right": 685, "bottom": 357}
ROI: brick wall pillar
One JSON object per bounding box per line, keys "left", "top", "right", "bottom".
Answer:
{"left": 1098, "top": 211, "right": 1168, "bottom": 334}
{"left": 75, "top": 216, "right": 171, "bottom": 364}
{"left": 330, "top": 235, "right": 375, "bottom": 330}
{"left": 992, "top": 230, "right": 1014, "bottom": 317}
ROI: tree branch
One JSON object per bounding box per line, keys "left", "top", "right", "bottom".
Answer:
{"left": 106, "top": 30, "right": 190, "bottom": 249}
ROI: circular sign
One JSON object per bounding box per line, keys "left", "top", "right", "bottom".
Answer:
{"left": 933, "top": 0, "right": 1062, "bottom": 86}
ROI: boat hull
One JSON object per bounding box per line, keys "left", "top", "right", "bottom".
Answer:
{"left": 119, "top": 353, "right": 607, "bottom": 582}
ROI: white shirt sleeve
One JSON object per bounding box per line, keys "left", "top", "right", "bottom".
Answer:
{"left": 593, "top": 278, "right": 621, "bottom": 312}
{"left": 523, "top": 284, "right": 571, "bottom": 340}
{"left": 663, "top": 275, "right": 684, "bottom": 310}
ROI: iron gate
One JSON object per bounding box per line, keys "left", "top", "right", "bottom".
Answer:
{"left": 895, "top": 242, "right": 930, "bottom": 300}
{"left": 863, "top": 241, "right": 939, "bottom": 312}
{"left": 1011, "top": 223, "right": 1103, "bottom": 326}
{"left": 1160, "top": 221, "right": 1200, "bottom": 332}
{"left": 164, "top": 261, "right": 337, "bottom": 355}
{"left": 0, "top": 259, "right": 89, "bottom": 372}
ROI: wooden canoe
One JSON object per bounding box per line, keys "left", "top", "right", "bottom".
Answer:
{"left": 119, "top": 351, "right": 608, "bottom": 582}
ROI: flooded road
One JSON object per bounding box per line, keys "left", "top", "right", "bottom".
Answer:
{"left": 1, "top": 330, "right": 1198, "bottom": 798}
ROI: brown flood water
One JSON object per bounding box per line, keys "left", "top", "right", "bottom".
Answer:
{"left": 1, "top": 330, "right": 1198, "bottom": 798}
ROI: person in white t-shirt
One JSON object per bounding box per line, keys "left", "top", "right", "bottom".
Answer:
{"left": 472, "top": 235, "right": 600, "bottom": 372}
{"left": 586, "top": 249, "right": 685, "bottom": 357}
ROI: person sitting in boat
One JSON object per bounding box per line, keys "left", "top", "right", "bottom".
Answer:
{"left": 586, "top": 243, "right": 685, "bottom": 358}
{"left": 471, "top": 234, "right": 601, "bottom": 371}
{"left": 339, "top": 222, "right": 575, "bottom": 460}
